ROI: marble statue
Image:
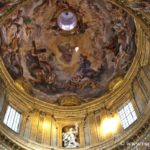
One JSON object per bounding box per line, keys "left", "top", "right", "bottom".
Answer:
{"left": 62, "top": 123, "right": 80, "bottom": 148}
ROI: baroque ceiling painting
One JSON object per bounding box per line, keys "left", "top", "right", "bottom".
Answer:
{"left": 0, "top": 0, "right": 22, "bottom": 17}
{"left": 128, "top": 0, "right": 150, "bottom": 13}
{"left": 0, "top": 0, "right": 137, "bottom": 104}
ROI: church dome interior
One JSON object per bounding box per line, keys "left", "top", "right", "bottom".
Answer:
{"left": 0, "top": 0, "right": 149, "bottom": 150}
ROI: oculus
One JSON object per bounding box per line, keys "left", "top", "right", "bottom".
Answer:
{"left": 57, "top": 11, "right": 77, "bottom": 31}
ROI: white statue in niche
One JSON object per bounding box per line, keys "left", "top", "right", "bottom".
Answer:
{"left": 62, "top": 123, "right": 80, "bottom": 148}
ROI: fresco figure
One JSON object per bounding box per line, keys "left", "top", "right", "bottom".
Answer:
{"left": 3, "top": 49, "right": 23, "bottom": 79}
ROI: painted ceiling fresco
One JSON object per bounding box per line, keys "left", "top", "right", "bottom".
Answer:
{"left": 0, "top": 0, "right": 137, "bottom": 104}
{"left": 128, "top": 0, "right": 150, "bottom": 12}
{"left": 127, "top": 0, "right": 150, "bottom": 18}
{"left": 0, "top": 0, "right": 22, "bottom": 17}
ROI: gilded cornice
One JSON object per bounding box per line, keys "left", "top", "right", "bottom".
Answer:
{"left": 0, "top": 104, "right": 149, "bottom": 150}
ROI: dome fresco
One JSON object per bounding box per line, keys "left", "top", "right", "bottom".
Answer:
{"left": 0, "top": 0, "right": 136, "bottom": 104}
